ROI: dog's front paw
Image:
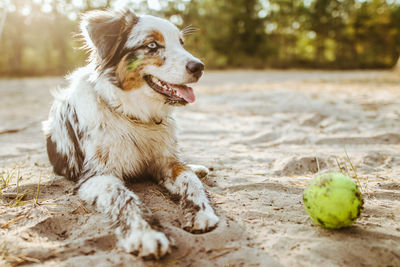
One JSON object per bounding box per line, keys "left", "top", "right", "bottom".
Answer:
{"left": 188, "top": 164, "right": 209, "bottom": 178}
{"left": 117, "top": 227, "right": 170, "bottom": 259}
{"left": 183, "top": 208, "right": 219, "bottom": 234}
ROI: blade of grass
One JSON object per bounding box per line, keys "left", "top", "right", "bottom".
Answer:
{"left": 342, "top": 159, "right": 350, "bottom": 177}
{"left": 1, "top": 168, "right": 15, "bottom": 190}
{"left": 12, "top": 170, "right": 21, "bottom": 207}
{"left": 11, "top": 170, "right": 29, "bottom": 207}
{"left": 35, "top": 173, "right": 41, "bottom": 204}
{"left": 334, "top": 156, "right": 343, "bottom": 173}
{"left": 315, "top": 157, "right": 320, "bottom": 173}
{"left": 344, "top": 147, "right": 363, "bottom": 192}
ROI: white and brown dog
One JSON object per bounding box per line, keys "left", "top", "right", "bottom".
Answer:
{"left": 42, "top": 9, "right": 218, "bottom": 259}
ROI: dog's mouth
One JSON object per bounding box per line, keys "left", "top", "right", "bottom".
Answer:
{"left": 144, "top": 75, "right": 195, "bottom": 105}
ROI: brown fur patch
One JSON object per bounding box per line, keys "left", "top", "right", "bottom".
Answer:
{"left": 116, "top": 55, "right": 164, "bottom": 91}
{"left": 145, "top": 57, "right": 164, "bottom": 67}
{"left": 95, "top": 146, "right": 109, "bottom": 165}
{"left": 170, "top": 162, "right": 187, "bottom": 181}
{"left": 116, "top": 54, "right": 144, "bottom": 91}
{"left": 83, "top": 10, "right": 139, "bottom": 73}
{"left": 149, "top": 30, "right": 165, "bottom": 45}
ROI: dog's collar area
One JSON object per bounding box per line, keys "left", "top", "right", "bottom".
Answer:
{"left": 154, "top": 118, "right": 163, "bottom": 124}
{"left": 98, "top": 95, "right": 164, "bottom": 126}
{"left": 126, "top": 114, "right": 163, "bottom": 125}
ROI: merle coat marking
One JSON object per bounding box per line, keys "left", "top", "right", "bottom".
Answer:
{"left": 43, "top": 9, "right": 218, "bottom": 259}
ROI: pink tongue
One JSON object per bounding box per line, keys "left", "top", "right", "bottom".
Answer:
{"left": 172, "top": 85, "right": 196, "bottom": 103}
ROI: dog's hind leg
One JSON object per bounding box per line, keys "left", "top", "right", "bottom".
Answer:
{"left": 158, "top": 162, "right": 219, "bottom": 233}
{"left": 77, "top": 175, "right": 170, "bottom": 258}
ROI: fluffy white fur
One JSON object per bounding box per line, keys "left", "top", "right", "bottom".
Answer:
{"left": 42, "top": 9, "right": 218, "bottom": 259}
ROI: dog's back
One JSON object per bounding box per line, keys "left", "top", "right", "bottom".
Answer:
{"left": 43, "top": 85, "right": 84, "bottom": 182}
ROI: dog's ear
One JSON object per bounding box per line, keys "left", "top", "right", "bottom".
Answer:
{"left": 81, "top": 10, "right": 138, "bottom": 67}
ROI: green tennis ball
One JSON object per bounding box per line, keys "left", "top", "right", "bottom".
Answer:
{"left": 303, "top": 172, "right": 364, "bottom": 229}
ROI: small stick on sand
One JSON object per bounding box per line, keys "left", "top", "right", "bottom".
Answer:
{"left": 1, "top": 215, "right": 25, "bottom": 228}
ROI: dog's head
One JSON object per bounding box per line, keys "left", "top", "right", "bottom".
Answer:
{"left": 81, "top": 9, "right": 203, "bottom": 108}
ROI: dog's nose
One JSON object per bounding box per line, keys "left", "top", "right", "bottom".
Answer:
{"left": 186, "top": 61, "right": 204, "bottom": 77}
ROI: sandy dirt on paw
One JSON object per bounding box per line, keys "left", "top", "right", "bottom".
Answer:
{"left": 0, "top": 70, "right": 399, "bottom": 266}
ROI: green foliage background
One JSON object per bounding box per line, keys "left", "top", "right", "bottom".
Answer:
{"left": 1, "top": 0, "right": 400, "bottom": 76}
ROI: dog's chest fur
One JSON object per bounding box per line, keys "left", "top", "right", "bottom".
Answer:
{"left": 43, "top": 69, "right": 178, "bottom": 181}
{"left": 90, "top": 114, "right": 177, "bottom": 177}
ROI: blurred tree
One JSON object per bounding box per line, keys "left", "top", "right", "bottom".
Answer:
{"left": 0, "top": 0, "right": 400, "bottom": 76}
{"left": 202, "top": 0, "right": 268, "bottom": 67}
{"left": 267, "top": 0, "right": 308, "bottom": 67}
{"left": 6, "top": 1, "right": 26, "bottom": 74}
{"left": 0, "top": 0, "right": 7, "bottom": 40}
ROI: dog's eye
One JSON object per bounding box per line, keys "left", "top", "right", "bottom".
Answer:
{"left": 179, "top": 39, "right": 184, "bottom": 46}
{"left": 147, "top": 42, "right": 158, "bottom": 49}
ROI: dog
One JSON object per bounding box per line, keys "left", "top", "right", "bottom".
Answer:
{"left": 42, "top": 9, "right": 219, "bottom": 259}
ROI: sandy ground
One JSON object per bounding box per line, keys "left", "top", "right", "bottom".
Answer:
{"left": 0, "top": 70, "right": 400, "bottom": 266}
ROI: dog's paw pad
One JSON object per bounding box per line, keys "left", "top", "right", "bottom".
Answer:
{"left": 183, "top": 209, "right": 219, "bottom": 233}
{"left": 118, "top": 228, "right": 170, "bottom": 259}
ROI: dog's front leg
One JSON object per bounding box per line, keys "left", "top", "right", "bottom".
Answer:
{"left": 78, "top": 175, "right": 170, "bottom": 258}
{"left": 159, "top": 162, "right": 219, "bottom": 233}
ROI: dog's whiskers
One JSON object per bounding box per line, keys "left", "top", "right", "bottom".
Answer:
{"left": 181, "top": 25, "right": 199, "bottom": 36}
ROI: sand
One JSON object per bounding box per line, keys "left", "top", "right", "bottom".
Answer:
{"left": 0, "top": 70, "right": 399, "bottom": 266}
